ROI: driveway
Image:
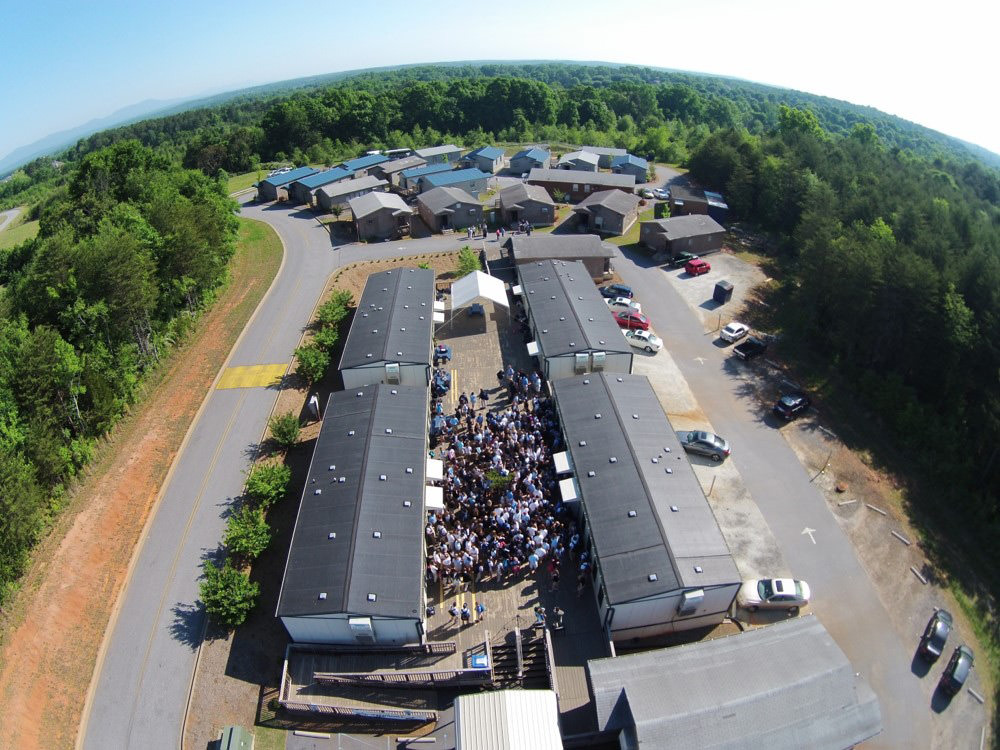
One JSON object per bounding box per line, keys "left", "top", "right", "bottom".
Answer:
{"left": 0, "top": 206, "right": 22, "bottom": 232}
{"left": 80, "top": 202, "right": 479, "bottom": 750}
{"left": 611, "top": 246, "right": 930, "bottom": 749}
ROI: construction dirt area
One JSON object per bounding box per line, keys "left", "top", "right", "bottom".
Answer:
{"left": 0, "top": 219, "right": 283, "bottom": 750}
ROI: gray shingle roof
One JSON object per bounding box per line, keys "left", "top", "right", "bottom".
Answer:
{"left": 339, "top": 268, "right": 434, "bottom": 370}
{"left": 558, "top": 150, "right": 600, "bottom": 166}
{"left": 276, "top": 384, "right": 428, "bottom": 619}
{"left": 527, "top": 168, "right": 636, "bottom": 190}
{"left": 509, "top": 234, "right": 613, "bottom": 261}
{"left": 517, "top": 260, "right": 629, "bottom": 359}
{"left": 316, "top": 175, "right": 388, "bottom": 202}
{"left": 415, "top": 144, "right": 462, "bottom": 158}
{"left": 643, "top": 214, "right": 726, "bottom": 240}
{"left": 377, "top": 155, "right": 427, "bottom": 174}
{"left": 499, "top": 182, "right": 554, "bottom": 209}
{"left": 552, "top": 373, "right": 738, "bottom": 605}
{"left": 580, "top": 146, "right": 627, "bottom": 157}
{"left": 588, "top": 615, "right": 883, "bottom": 749}
{"left": 572, "top": 189, "right": 641, "bottom": 217}
{"left": 348, "top": 191, "right": 412, "bottom": 220}
{"left": 417, "top": 186, "right": 480, "bottom": 215}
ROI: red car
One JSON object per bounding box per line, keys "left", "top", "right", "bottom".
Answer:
{"left": 614, "top": 311, "right": 650, "bottom": 330}
{"left": 685, "top": 258, "right": 711, "bottom": 276}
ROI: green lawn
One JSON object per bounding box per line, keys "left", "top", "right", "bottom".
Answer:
{"left": 0, "top": 219, "right": 40, "bottom": 249}
{"left": 227, "top": 171, "right": 263, "bottom": 195}
{"left": 608, "top": 206, "right": 655, "bottom": 247}
{"left": 252, "top": 726, "right": 286, "bottom": 750}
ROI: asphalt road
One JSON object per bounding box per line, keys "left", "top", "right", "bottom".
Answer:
{"left": 80, "top": 202, "right": 471, "bottom": 750}
{"left": 612, "top": 246, "right": 930, "bottom": 749}
{"left": 0, "top": 206, "right": 22, "bottom": 233}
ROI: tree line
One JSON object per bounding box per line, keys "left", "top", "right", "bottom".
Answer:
{"left": 0, "top": 140, "right": 238, "bottom": 603}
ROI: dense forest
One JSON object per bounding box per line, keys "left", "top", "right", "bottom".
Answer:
{"left": 0, "top": 141, "right": 238, "bottom": 602}
{"left": 0, "top": 61, "right": 997, "bottom": 603}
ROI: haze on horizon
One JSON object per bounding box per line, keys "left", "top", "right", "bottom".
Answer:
{"left": 4, "top": 0, "right": 999, "bottom": 164}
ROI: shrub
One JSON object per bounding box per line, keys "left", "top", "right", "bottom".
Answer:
{"left": 224, "top": 506, "right": 271, "bottom": 560}
{"left": 313, "top": 326, "right": 339, "bottom": 352}
{"left": 269, "top": 411, "right": 300, "bottom": 449}
{"left": 199, "top": 560, "right": 259, "bottom": 627}
{"left": 457, "top": 246, "right": 482, "bottom": 277}
{"left": 245, "top": 461, "right": 291, "bottom": 508}
{"left": 294, "top": 343, "right": 330, "bottom": 384}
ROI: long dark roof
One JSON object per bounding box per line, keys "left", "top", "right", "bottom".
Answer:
{"left": 417, "top": 186, "right": 480, "bottom": 215}
{"left": 527, "top": 168, "right": 636, "bottom": 190}
{"left": 588, "top": 615, "right": 883, "bottom": 749}
{"left": 499, "top": 182, "right": 554, "bottom": 208}
{"left": 260, "top": 166, "right": 318, "bottom": 188}
{"left": 339, "top": 268, "right": 435, "bottom": 370}
{"left": 551, "top": 373, "right": 738, "bottom": 605}
{"left": 509, "top": 234, "right": 613, "bottom": 261}
{"left": 276, "top": 385, "right": 428, "bottom": 619}
{"left": 643, "top": 214, "right": 725, "bottom": 240}
{"left": 517, "top": 260, "right": 629, "bottom": 358}
{"left": 572, "top": 189, "right": 641, "bottom": 217}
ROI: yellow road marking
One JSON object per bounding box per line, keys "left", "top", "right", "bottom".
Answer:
{"left": 216, "top": 364, "right": 287, "bottom": 389}
{"left": 448, "top": 369, "right": 458, "bottom": 407}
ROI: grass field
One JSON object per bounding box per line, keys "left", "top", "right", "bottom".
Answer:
{"left": 608, "top": 206, "right": 655, "bottom": 247}
{"left": 0, "top": 218, "right": 40, "bottom": 249}
{"left": 227, "top": 171, "right": 262, "bottom": 195}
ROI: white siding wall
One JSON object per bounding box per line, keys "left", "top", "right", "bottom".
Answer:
{"left": 281, "top": 614, "right": 421, "bottom": 644}
{"left": 602, "top": 584, "right": 739, "bottom": 640}
{"left": 543, "top": 351, "right": 632, "bottom": 381}
{"left": 340, "top": 363, "right": 429, "bottom": 389}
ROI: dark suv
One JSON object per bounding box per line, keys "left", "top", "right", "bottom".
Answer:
{"left": 599, "top": 283, "right": 633, "bottom": 299}
{"left": 939, "top": 645, "right": 974, "bottom": 696}
{"left": 773, "top": 392, "right": 811, "bottom": 420}
{"left": 918, "top": 609, "right": 952, "bottom": 662}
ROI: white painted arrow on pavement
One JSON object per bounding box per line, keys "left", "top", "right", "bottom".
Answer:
{"left": 802, "top": 527, "right": 817, "bottom": 544}
{"left": 694, "top": 356, "right": 706, "bottom": 365}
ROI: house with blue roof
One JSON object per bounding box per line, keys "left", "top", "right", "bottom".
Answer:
{"left": 399, "top": 162, "right": 453, "bottom": 191}
{"left": 341, "top": 153, "right": 390, "bottom": 175}
{"left": 461, "top": 146, "right": 505, "bottom": 174}
{"left": 257, "top": 166, "right": 319, "bottom": 201}
{"left": 419, "top": 168, "right": 490, "bottom": 196}
{"left": 611, "top": 153, "right": 650, "bottom": 181}
{"left": 288, "top": 167, "right": 356, "bottom": 204}
{"left": 510, "top": 147, "right": 551, "bottom": 175}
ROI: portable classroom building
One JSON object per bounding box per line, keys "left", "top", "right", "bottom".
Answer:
{"left": 371, "top": 155, "right": 427, "bottom": 186}
{"left": 509, "top": 147, "right": 551, "bottom": 174}
{"left": 668, "top": 185, "right": 730, "bottom": 223}
{"left": 639, "top": 214, "right": 726, "bottom": 257}
{"left": 516, "top": 259, "right": 632, "bottom": 380}
{"left": 416, "top": 186, "right": 484, "bottom": 232}
{"left": 580, "top": 145, "right": 627, "bottom": 168}
{"left": 460, "top": 146, "right": 505, "bottom": 174}
{"left": 556, "top": 150, "right": 600, "bottom": 172}
{"left": 507, "top": 234, "right": 614, "bottom": 278}
{"left": 257, "top": 166, "right": 319, "bottom": 202}
{"left": 341, "top": 153, "right": 390, "bottom": 176}
{"left": 571, "top": 189, "right": 641, "bottom": 236}
{"left": 415, "top": 144, "right": 463, "bottom": 164}
{"left": 315, "top": 175, "right": 388, "bottom": 211}
{"left": 420, "top": 168, "right": 489, "bottom": 196}
{"left": 338, "top": 268, "right": 435, "bottom": 388}
{"left": 276, "top": 384, "right": 429, "bottom": 645}
{"left": 349, "top": 192, "right": 413, "bottom": 241}
{"left": 526, "top": 168, "right": 636, "bottom": 203}
{"left": 399, "top": 162, "right": 453, "bottom": 191}
{"left": 287, "top": 167, "right": 355, "bottom": 204}
{"left": 498, "top": 183, "right": 556, "bottom": 227}
{"left": 551, "top": 373, "right": 741, "bottom": 640}
{"left": 610, "top": 153, "right": 649, "bottom": 181}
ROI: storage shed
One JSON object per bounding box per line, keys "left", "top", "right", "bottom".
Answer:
{"left": 454, "top": 690, "right": 563, "bottom": 750}
{"left": 276, "top": 384, "right": 429, "bottom": 645}
{"left": 257, "top": 166, "right": 319, "bottom": 202}
{"left": 315, "top": 175, "right": 388, "bottom": 211}
{"left": 639, "top": 214, "right": 726, "bottom": 257}
{"left": 461, "top": 146, "right": 505, "bottom": 174}
{"left": 527, "top": 168, "right": 636, "bottom": 203}
{"left": 498, "top": 182, "right": 556, "bottom": 227}
{"left": 416, "top": 186, "right": 483, "bottom": 232}
{"left": 610, "top": 153, "right": 649, "bottom": 181}
{"left": 551, "top": 373, "right": 741, "bottom": 640}
{"left": 557, "top": 150, "right": 600, "bottom": 172}
{"left": 415, "top": 144, "right": 463, "bottom": 164}
{"left": 399, "top": 162, "right": 453, "bottom": 191}
{"left": 420, "top": 168, "right": 489, "bottom": 196}
{"left": 287, "top": 167, "right": 354, "bottom": 204}
{"left": 371, "top": 155, "right": 427, "bottom": 186}
{"left": 572, "top": 189, "right": 641, "bottom": 236}
{"left": 580, "top": 145, "right": 628, "bottom": 168}
{"left": 517, "top": 260, "right": 632, "bottom": 380}
{"left": 587, "top": 615, "right": 883, "bottom": 749}
{"left": 349, "top": 192, "right": 413, "bottom": 241}
{"left": 339, "top": 267, "right": 434, "bottom": 388}
{"left": 507, "top": 234, "right": 614, "bottom": 277}
{"left": 509, "top": 147, "right": 551, "bottom": 174}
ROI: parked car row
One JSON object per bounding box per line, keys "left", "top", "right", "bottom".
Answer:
{"left": 916, "top": 608, "right": 975, "bottom": 697}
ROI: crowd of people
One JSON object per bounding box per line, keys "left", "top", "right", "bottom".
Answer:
{"left": 425, "top": 364, "right": 586, "bottom": 597}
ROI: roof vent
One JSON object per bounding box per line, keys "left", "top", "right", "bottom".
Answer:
{"left": 329, "top": 465, "right": 336, "bottom": 470}
{"left": 651, "top": 457, "right": 658, "bottom": 463}
{"left": 582, "top": 379, "right": 590, "bottom": 384}
{"left": 664, "top": 447, "right": 671, "bottom": 452}
{"left": 616, "top": 377, "right": 624, "bottom": 382}
{"left": 569, "top": 342, "right": 575, "bottom": 347}
{"left": 318, "top": 592, "right": 328, "bottom": 600}
{"left": 578, "top": 296, "right": 583, "bottom": 300}
{"left": 587, "top": 470, "right": 596, "bottom": 478}
{"left": 382, "top": 287, "right": 388, "bottom": 292}
{"left": 400, "top": 327, "right": 406, "bottom": 331}
{"left": 694, "top": 566, "right": 703, "bottom": 574}
{"left": 373, "top": 531, "right": 382, "bottom": 539}
{"left": 550, "top": 295, "right": 556, "bottom": 300}
{"left": 599, "top": 340, "right": 605, "bottom": 345}
{"left": 632, "top": 414, "right": 639, "bottom": 419}
{"left": 367, "top": 593, "right": 377, "bottom": 603}
{"left": 385, "top": 428, "right": 393, "bottom": 434}
{"left": 542, "top": 329, "right": 548, "bottom": 334}
{"left": 339, "top": 477, "right": 346, "bottom": 483}
{"left": 404, "top": 304, "right": 409, "bottom": 309}
{"left": 314, "top": 489, "right": 322, "bottom": 495}
{"left": 403, "top": 500, "right": 412, "bottom": 507}
{"left": 348, "top": 430, "right": 355, "bottom": 436}
{"left": 362, "top": 312, "right": 369, "bottom": 317}
{"left": 357, "top": 392, "right": 363, "bottom": 397}
{"left": 366, "top": 353, "right": 373, "bottom": 358}
{"left": 529, "top": 290, "right": 534, "bottom": 294}
{"left": 421, "top": 301, "right": 427, "bottom": 307}
{"left": 391, "top": 389, "right": 398, "bottom": 394}
{"left": 379, "top": 474, "right": 387, "bottom": 481}
{"left": 579, "top": 440, "right": 587, "bottom": 446}
{"left": 372, "top": 329, "right": 378, "bottom": 334}
{"left": 406, "top": 467, "right": 413, "bottom": 474}
{"left": 407, "top": 285, "right": 412, "bottom": 290}
{"left": 609, "top": 456, "right": 617, "bottom": 463}
{"left": 666, "top": 468, "right": 673, "bottom": 474}
{"left": 559, "top": 317, "right": 566, "bottom": 321}
{"left": 627, "top": 510, "right": 637, "bottom": 518}
{"left": 670, "top": 505, "right": 679, "bottom": 512}
{"left": 588, "top": 317, "right": 594, "bottom": 322}
{"left": 419, "top": 316, "right": 425, "bottom": 320}
{"left": 648, "top": 574, "right": 658, "bottom": 582}
{"left": 594, "top": 413, "right": 602, "bottom": 419}
{"left": 328, "top": 532, "right": 336, "bottom": 539}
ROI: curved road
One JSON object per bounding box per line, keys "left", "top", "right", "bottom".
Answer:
{"left": 80, "top": 200, "right": 469, "bottom": 750}
{"left": 0, "top": 206, "right": 22, "bottom": 233}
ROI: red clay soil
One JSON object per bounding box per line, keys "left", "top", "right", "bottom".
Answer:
{"left": 0, "top": 219, "right": 282, "bottom": 750}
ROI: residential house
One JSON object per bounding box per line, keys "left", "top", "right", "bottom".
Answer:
{"left": 370, "top": 155, "right": 427, "bottom": 186}
{"left": 527, "top": 168, "right": 636, "bottom": 202}
{"left": 572, "top": 189, "right": 641, "bottom": 235}
{"left": 257, "top": 166, "right": 319, "bottom": 202}
{"left": 399, "top": 162, "right": 453, "bottom": 191}
{"left": 419, "top": 168, "right": 489, "bottom": 196}
{"left": 506, "top": 234, "right": 614, "bottom": 277}
{"left": 639, "top": 214, "right": 726, "bottom": 257}
{"left": 498, "top": 183, "right": 555, "bottom": 227}
{"left": 287, "top": 167, "right": 355, "bottom": 204}
{"left": 580, "top": 145, "right": 627, "bottom": 168}
{"left": 341, "top": 153, "right": 390, "bottom": 176}
{"left": 349, "top": 192, "right": 413, "bottom": 241}
{"left": 414, "top": 144, "right": 462, "bottom": 165}
{"left": 610, "top": 153, "right": 649, "bottom": 182}
{"left": 556, "top": 150, "right": 599, "bottom": 172}
{"left": 416, "top": 186, "right": 484, "bottom": 232}
{"left": 669, "top": 185, "right": 729, "bottom": 223}
{"left": 461, "top": 146, "right": 505, "bottom": 174}
{"left": 315, "top": 175, "right": 388, "bottom": 211}
{"left": 509, "top": 147, "right": 551, "bottom": 175}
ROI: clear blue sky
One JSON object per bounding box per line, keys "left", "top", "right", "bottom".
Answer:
{"left": 3, "top": 0, "right": 998, "bottom": 161}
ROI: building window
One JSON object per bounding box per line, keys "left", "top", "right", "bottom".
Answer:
{"left": 573, "top": 184, "right": 579, "bottom": 192}
{"left": 584, "top": 185, "right": 591, "bottom": 192}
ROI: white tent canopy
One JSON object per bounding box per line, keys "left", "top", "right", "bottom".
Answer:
{"left": 450, "top": 271, "right": 508, "bottom": 311}
{"left": 455, "top": 689, "right": 562, "bottom": 750}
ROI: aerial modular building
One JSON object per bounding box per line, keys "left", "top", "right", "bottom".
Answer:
{"left": 257, "top": 166, "right": 319, "bottom": 202}
{"left": 276, "top": 384, "right": 431, "bottom": 645}
{"left": 640, "top": 214, "right": 726, "bottom": 257}
{"left": 338, "top": 268, "right": 435, "bottom": 389}
{"left": 551, "top": 373, "right": 741, "bottom": 641}
{"left": 287, "top": 167, "right": 355, "bottom": 204}
{"left": 507, "top": 234, "right": 614, "bottom": 278}
{"left": 527, "top": 168, "right": 636, "bottom": 203}
{"left": 416, "top": 186, "right": 484, "bottom": 232}
{"left": 515, "top": 259, "right": 632, "bottom": 380}
{"left": 348, "top": 192, "right": 413, "bottom": 241}
{"left": 580, "top": 145, "right": 628, "bottom": 168}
